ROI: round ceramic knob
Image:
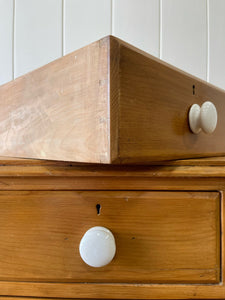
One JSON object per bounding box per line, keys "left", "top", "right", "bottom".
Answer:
{"left": 79, "top": 226, "right": 116, "bottom": 267}
{"left": 189, "top": 101, "right": 217, "bottom": 134}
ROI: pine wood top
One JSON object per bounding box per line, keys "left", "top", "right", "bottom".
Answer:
{"left": 1, "top": 156, "right": 225, "bottom": 179}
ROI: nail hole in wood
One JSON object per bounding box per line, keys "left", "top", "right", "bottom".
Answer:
{"left": 192, "top": 85, "right": 195, "bottom": 95}
{"left": 96, "top": 204, "right": 101, "bottom": 215}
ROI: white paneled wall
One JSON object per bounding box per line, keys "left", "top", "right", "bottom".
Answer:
{"left": 0, "top": 0, "right": 13, "bottom": 85}
{"left": 14, "top": 0, "right": 62, "bottom": 78}
{"left": 0, "top": 0, "right": 225, "bottom": 90}
{"left": 161, "top": 0, "right": 207, "bottom": 80}
{"left": 209, "top": 0, "right": 225, "bottom": 89}
{"left": 112, "top": 0, "right": 159, "bottom": 56}
{"left": 64, "top": 0, "right": 111, "bottom": 55}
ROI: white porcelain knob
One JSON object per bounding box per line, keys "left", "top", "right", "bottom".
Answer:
{"left": 79, "top": 226, "right": 116, "bottom": 267}
{"left": 189, "top": 101, "right": 217, "bottom": 134}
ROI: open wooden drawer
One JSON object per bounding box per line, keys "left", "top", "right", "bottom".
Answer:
{"left": 1, "top": 36, "right": 225, "bottom": 164}
{"left": 0, "top": 191, "right": 220, "bottom": 284}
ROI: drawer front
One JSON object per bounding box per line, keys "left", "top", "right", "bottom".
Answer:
{"left": 118, "top": 42, "right": 225, "bottom": 163}
{"left": 0, "top": 191, "right": 220, "bottom": 284}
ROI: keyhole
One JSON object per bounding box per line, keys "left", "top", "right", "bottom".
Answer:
{"left": 96, "top": 204, "right": 101, "bottom": 215}
{"left": 192, "top": 85, "right": 195, "bottom": 95}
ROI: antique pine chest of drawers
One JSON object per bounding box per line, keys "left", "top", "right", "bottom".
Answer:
{"left": 0, "top": 36, "right": 225, "bottom": 300}
{"left": 0, "top": 156, "right": 223, "bottom": 299}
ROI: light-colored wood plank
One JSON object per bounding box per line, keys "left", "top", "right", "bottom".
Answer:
{"left": 0, "top": 37, "right": 110, "bottom": 163}
{"left": 1, "top": 156, "right": 225, "bottom": 166}
{"left": 1, "top": 165, "right": 225, "bottom": 178}
{"left": 0, "top": 176, "right": 225, "bottom": 192}
{"left": 0, "top": 298, "right": 77, "bottom": 300}
{"left": 2, "top": 281, "right": 225, "bottom": 299}
{"left": 0, "top": 191, "right": 220, "bottom": 284}
{"left": 0, "top": 298, "right": 74, "bottom": 300}
{"left": 109, "top": 35, "right": 120, "bottom": 162}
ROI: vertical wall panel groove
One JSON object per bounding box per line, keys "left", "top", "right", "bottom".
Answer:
{"left": 113, "top": 0, "right": 160, "bottom": 57}
{"left": 0, "top": 0, "right": 13, "bottom": 85}
{"left": 206, "top": 0, "right": 210, "bottom": 82}
{"left": 64, "top": 0, "right": 111, "bottom": 55}
{"left": 0, "top": 0, "right": 224, "bottom": 88}
{"left": 62, "top": 0, "right": 65, "bottom": 56}
{"left": 208, "top": 0, "right": 225, "bottom": 90}
{"left": 110, "top": 0, "right": 113, "bottom": 35}
{"left": 161, "top": 0, "right": 207, "bottom": 80}
{"left": 159, "top": 0, "right": 162, "bottom": 59}
{"left": 12, "top": 0, "right": 15, "bottom": 80}
{"left": 14, "top": 0, "right": 62, "bottom": 78}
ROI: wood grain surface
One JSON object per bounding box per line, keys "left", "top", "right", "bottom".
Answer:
{"left": 0, "top": 155, "right": 225, "bottom": 166}
{"left": 1, "top": 164, "right": 225, "bottom": 178}
{"left": 0, "top": 158, "right": 223, "bottom": 298}
{"left": 1, "top": 36, "right": 225, "bottom": 163}
{"left": 0, "top": 37, "right": 110, "bottom": 163}
{"left": 109, "top": 35, "right": 120, "bottom": 162}
{"left": 116, "top": 37, "right": 225, "bottom": 163}
{"left": 3, "top": 282, "right": 225, "bottom": 299}
{"left": 1, "top": 158, "right": 225, "bottom": 192}
{"left": 0, "top": 191, "right": 220, "bottom": 284}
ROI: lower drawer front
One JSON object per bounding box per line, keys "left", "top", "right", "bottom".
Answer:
{"left": 0, "top": 191, "right": 220, "bottom": 284}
